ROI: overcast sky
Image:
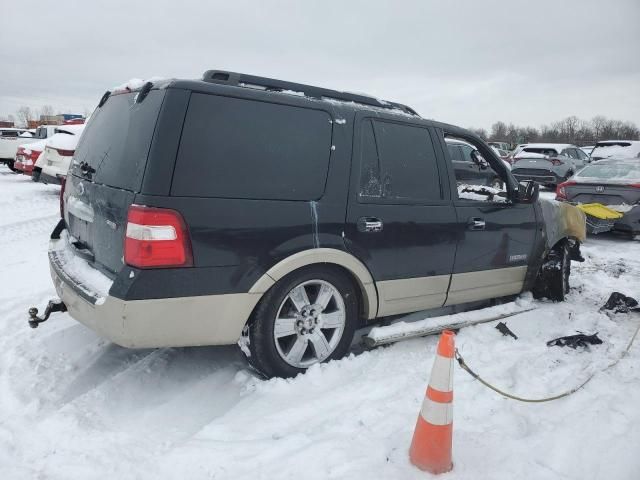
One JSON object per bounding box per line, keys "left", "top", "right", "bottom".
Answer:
{"left": 1, "top": 0, "right": 639, "bottom": 130}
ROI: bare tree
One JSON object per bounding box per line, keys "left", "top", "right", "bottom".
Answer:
{"left": 490, "top": 121, "right": 508, "bottom": 141}
{"left": 469, "top": 127, "right": 488, "bottom": 140}
{"left": 16, "top": 106, "right": 33, "bottom": 126}
{"left": 40, "top": 105, "right": 55, "bottom": 117}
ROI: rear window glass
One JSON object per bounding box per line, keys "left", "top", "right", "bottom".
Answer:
{"left": 171, "top": 93, "right": 332, "bottom": 200}
{"left": 522, "top": 147, "right": 558, "bottom": 155}
{"left": 71, "top": 90, "right": 165, "bottom": 191}
{"left": 358, "top": 119, "right": 442, "bottom": 203}
{"left": 577, "top": 163, "right": 640, "bottom": 180}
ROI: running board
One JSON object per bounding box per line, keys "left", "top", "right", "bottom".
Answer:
{"left": 363, "top": 304, "right": 536, "bottom": 348}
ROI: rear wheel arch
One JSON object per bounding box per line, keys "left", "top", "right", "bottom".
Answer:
{"left": 248, "top": 248, "right": 378, "bottom": 320}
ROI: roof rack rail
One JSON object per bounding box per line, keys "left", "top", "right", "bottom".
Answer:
{"left": 201, "top": 70, "right": 418, "bottom": 115}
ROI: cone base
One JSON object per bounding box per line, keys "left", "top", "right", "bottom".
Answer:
{"left": 409, "top": 417, "right": 453, "bottom": 474}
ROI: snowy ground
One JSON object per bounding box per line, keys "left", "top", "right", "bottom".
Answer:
{"left": 1, "top": 167, "right": 639, "bottom": 480}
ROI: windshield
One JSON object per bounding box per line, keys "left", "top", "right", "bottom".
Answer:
{"left": 71, "top": 90, "right": 165, "bottom": 191}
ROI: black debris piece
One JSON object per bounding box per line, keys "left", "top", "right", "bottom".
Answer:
{"left": 495, "top": 322, "right": 518, "bottom": 340}
{"left": 601, "top": 292, "right": 640, "bottom": 314}
{"left": 547, "top": 333, "right": 603, "bottom": 349}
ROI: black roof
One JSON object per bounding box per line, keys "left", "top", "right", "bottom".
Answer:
{"left": 196, "top": 70, "right": 418, "bottom": 116}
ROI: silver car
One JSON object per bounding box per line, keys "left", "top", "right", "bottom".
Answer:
{"left": 557, "top": 158, "right": 640, "bottom": 237}
{"left": 511, "top": 153, "right": 581, "bottom": 187}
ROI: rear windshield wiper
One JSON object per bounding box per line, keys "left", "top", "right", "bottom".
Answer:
{"left": 78, "top": 161, "right": 96, "bottom": 180}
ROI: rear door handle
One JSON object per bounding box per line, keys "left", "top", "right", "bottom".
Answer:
{"left": 467, "top": 217, "right": 485, "bottom": 230}
{"left": 358, "top": 217, "right": 383, "bottom": 233}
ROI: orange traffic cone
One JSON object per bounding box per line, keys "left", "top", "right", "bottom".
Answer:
{"left": 409, "top": 330, "right": 455, "bottom": 474}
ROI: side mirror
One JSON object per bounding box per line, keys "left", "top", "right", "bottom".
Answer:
{"left": 471, "top": 150, "right": 489, "bottom": 170}
{"left": 517, "top": 180, "right": 539, "bottom": 203}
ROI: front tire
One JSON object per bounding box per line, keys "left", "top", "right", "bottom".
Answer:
{"left": 533, "top": 243, "right": 570, "bottom": 301}
{"left": 245, "top": 266, "right": 358, "bottom": 378}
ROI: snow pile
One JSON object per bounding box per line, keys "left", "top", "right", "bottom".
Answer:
{"left": 50, "top": 230, "right": 113, "bottom": 303}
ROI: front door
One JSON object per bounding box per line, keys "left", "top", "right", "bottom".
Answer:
{"left": 345, "top": 115, "right": 458, "bottom": 317}
{"left": 438, "top": 130, "right": 539, "bottom": 305}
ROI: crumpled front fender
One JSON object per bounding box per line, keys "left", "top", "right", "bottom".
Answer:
{"left": 538, "top": 198, "right": 587, "bottom": 248}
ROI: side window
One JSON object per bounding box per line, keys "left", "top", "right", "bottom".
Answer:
{"left": 447, "top": 144, "right": 463, "bottom": 161}
{"left": 359, "top": 120, "right": 382, "bottom": 197}
{"left": 358, "top": 119, "right": 442, "bottom": 203}
{"left": 172, "top": 94, "right": 332, "bottom": 200}
{"left": 444, "top": 135, "right": 508, "bottom": 203}
{"left": 576, "top": 149, "right": 588, "bottom": 160}
{"left": 563, "top": 148, "right": 578, "bottom": 159}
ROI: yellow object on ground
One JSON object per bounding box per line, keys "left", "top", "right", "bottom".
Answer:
{"left": 577, "top": 203, "right": 624, "bottom": 220}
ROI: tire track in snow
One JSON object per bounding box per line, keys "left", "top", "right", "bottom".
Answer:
{"left": 0, "top": 214, "right": 58, "bottom": 246}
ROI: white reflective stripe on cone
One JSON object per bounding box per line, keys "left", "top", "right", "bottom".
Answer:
{"left": 428, "top": 354, "right": 454, "bottom": 393}
{"left": 420, "top": 396, "right": 453, "bottom": 426}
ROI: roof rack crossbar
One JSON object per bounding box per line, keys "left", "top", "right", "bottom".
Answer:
{"left": 201, "top": 70, "right": 417, "bottom": 115}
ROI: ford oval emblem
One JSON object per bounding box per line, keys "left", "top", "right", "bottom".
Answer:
{"left": 77, "top": 182, "right": 85, "bottom": 196}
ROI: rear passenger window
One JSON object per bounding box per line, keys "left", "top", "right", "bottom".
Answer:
{"left": 359, "top": 119, "right": 441, "bottom": 203}
{"left": 172, "top": 94, "right": 332, "bottom": 200}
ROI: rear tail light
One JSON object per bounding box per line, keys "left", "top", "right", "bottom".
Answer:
{"left": 55, "top": 148, "right": 74, "bottom": 156}
{"left": 556, "top": 181, "right": 576, "bottom": 201}
{"left": 124, "top": 205, "right": 193, "bottom": 268}
{"left": 59, "top": 177, "right": 66, "bottom": 218}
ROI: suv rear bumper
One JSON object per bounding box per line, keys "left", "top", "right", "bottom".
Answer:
{"left": 49, "top": 237, "right": 261, "bottom": 348}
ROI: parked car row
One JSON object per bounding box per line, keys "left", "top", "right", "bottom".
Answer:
{"left": 2, "top": 123, "right": 85, "bottom": 185}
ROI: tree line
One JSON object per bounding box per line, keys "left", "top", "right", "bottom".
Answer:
{"left": 1, "top": 105, "right": 91, "bottom": 126}
{"left": 469, "top": 116, "right": 640, "bottom": 146}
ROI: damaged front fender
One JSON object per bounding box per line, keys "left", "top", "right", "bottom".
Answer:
{"left": 538, "top": 198, "right": 587, "bottom": 249}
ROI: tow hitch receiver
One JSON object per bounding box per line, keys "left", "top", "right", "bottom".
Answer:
{"left": 28, "top": 300, "right": 67, "bottom": 328}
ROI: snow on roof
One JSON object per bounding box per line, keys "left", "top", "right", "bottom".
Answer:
{"left": 111, "top": 76, "right": 169, "bottom": 92}
{"left": 591, "top": 141, "right": 640, "bottom": 159}
{"left": 521, "top": 143, "right": 574, "bottom": 150}
{"left": 46, "top": 132, "right": 81, "bottom": 151}
{"left": 20, "top": 139, "right": 47, "bottom": 153}
{"left": 55, "top": 124, "right": 85, "bottom": 135}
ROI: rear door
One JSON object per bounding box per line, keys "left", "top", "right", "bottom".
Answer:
{"left": 64, "top": 89, "right": 167, "bottom": 277}
{"left": 345, "top": 115, "right": 457, "bottom": 317}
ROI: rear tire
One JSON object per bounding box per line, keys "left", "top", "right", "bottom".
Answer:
{"left": 244, "top": 266, "right": 358, "bottom": 378}
{"left": 533, "top": 243, "right": 570, "bottom": 301}
{"left": 7, "top": 160, "right": 16, "bottom": 172}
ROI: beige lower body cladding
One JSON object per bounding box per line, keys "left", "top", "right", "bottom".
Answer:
{"left": 51, "top": 264, "right": 260, "bottom": 348}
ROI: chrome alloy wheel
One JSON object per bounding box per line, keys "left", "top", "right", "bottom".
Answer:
{"left": 273, "top": 279, "right": 346, "bottom": 368}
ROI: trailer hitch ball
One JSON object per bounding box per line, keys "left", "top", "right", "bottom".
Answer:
{"left": 28, "top": 301, "right": 67, "bottom": 329}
